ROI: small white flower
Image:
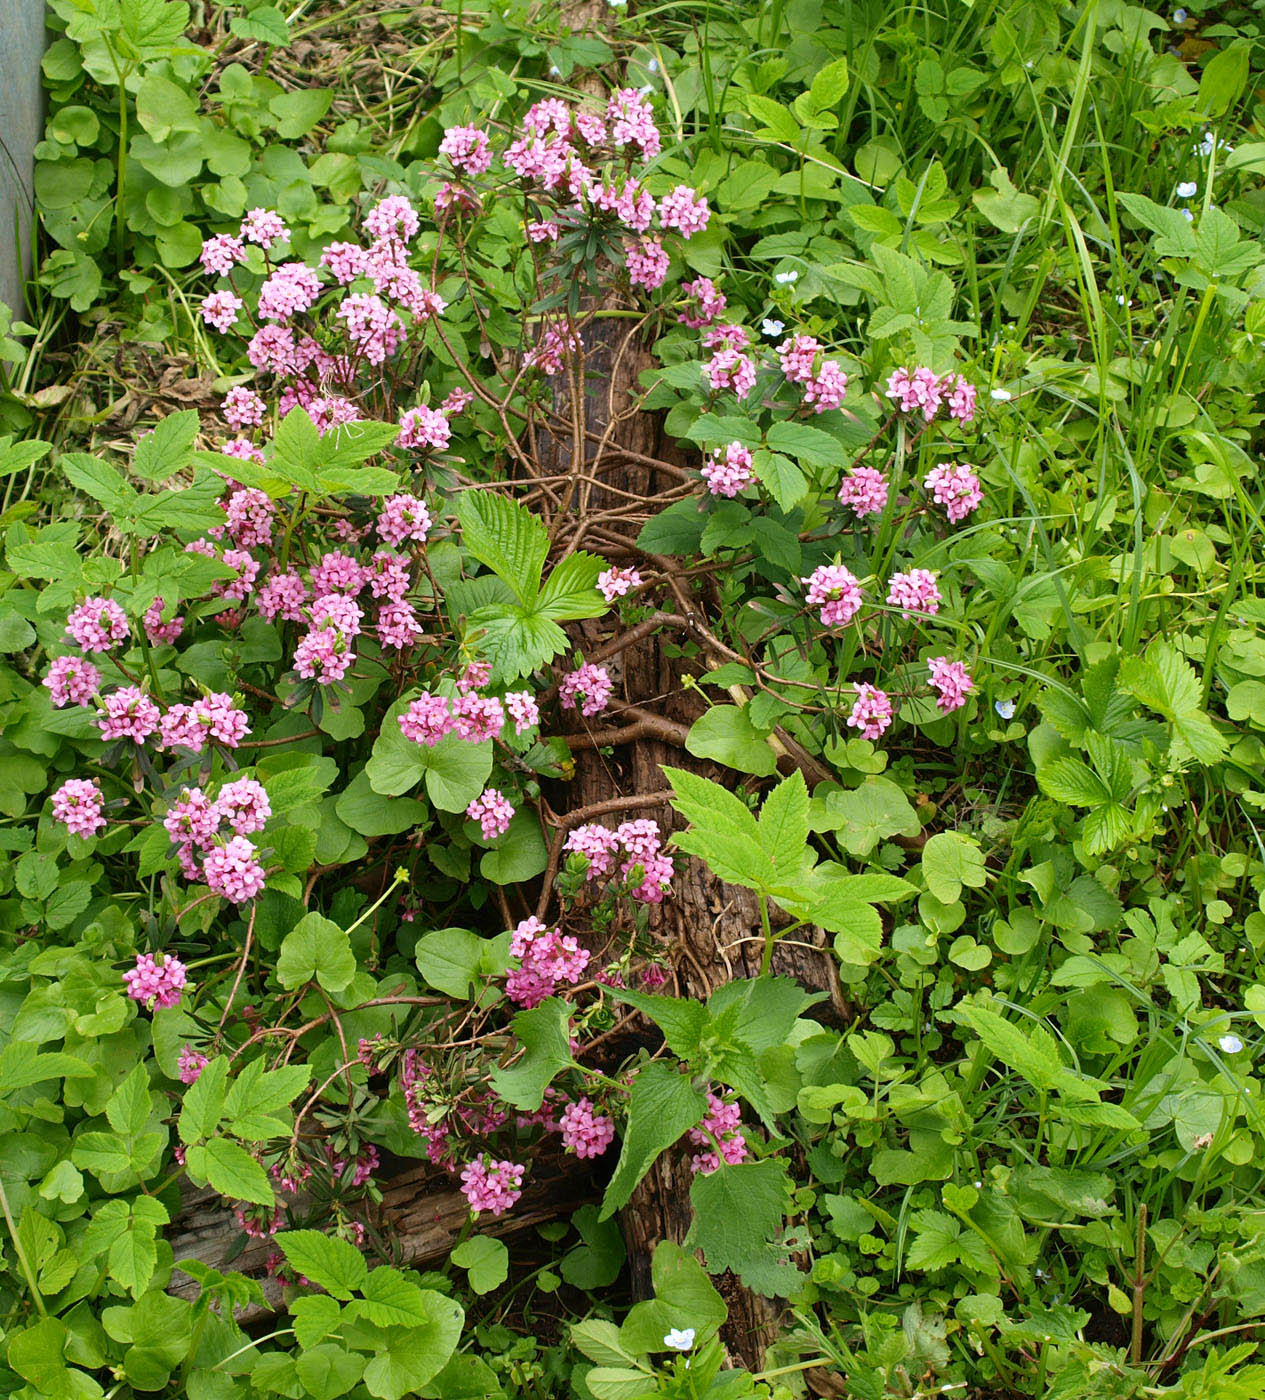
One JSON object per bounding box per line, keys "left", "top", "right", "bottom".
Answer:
{"left": 762, "top": 318, "right": 785, "bottom": 338}
{"left": 1219, "top": 1033, "right": 1244, "bottom": 1054}
{"left": 608, "top": 0, "right": 627, "bottom": 8}
{"left": 1115, "top": 294, "right": 1128, "bottom": 306}
{"left": 994, "top": 699, "right": 1016, "bottom": 720}
{"left": 990, "top": 387, "right": 1012, "bottom": 402}
{"left": 648, "top": 58, "right": 659, "bottom": 73}
{"left": 1181, "top": 208, "right": 1194, "bottom": 222}
{"left": 549, "top": 65, "right": 560, "bottom": 76}
{"left": 774, "top": 270, "right": 799, "bottom": 285}
{"left": 1176, "top": 180, "right": 1197, "bottom": 198}
{"left": 1174, "top": 7, "right": 1187, "bottom": 21}
{"left": 664, "top": 1328, "right": 695, "bottom": 1351}
{"left": 973, "top": 1179, "right": 983, "bottom": 1189}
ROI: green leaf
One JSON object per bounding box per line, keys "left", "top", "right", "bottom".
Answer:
{"left": 921, "top": 832, "right": 987, "bottom": 904}
{"left": 278, "top": 912, "right": 357, "bottom": 994}
{"left": 1198, "top": 39, "right": 1250, "bottom": 117}
{"left": 684, "top": 705, "right": 777, "bottom": 777}
{"left": 230, "top": 5, "right": 289, "bottom": 44}
{"left": 296, "top": 1344, "right": 364, "bottom": 1400}
{"left": 276, "top": 1230, "right": 370, "bottom": 1301}
{"left": 535, "top": 552, "right": 606, "bottom": 621}
{"left": 133, "top": 409, "right": 199, "bottom": 481}
{"left": 136, "top": 73, "right": 199, "bottom": 140}
{"left": 955, "top": 1002, "right": 1104, "bottom": 1103}
{"left": 361, "top": 1294, "right": 463, "bottom": 1400}
{"left": 809, "top": 55, "right": 850, "bottom": 109}
{"left": 764, "top": 420, "right": 843, "bottom": 469}
{"left": 105, "top": 1063, "right": 153, "bottom": 1137}
{"left": 605, "top": 987, "right": 711, "bottom": 1059}
{"left": 480, "top": 810, "right": 548, "bottom": 884}
{"left": 418, "top": 732, "right": 494, "bottom": 813}
{"left": 270, "top": 89, "right": 333, "bottom": 140}
{"left": 818, "top": 776, "right": 920, "bottom": 856}
{"left": 561, "top": 1205, "right": 626, "bottom": 1290}
{"left": 189, "top": 1138, "right": 274, "bottom": 1206}
{"left": 1120, "top": 641, "right": 1226, "bottom": 765}
{"left": 690, "top": 1159, "right": 802, "bottom": 1296}
{"left": 415, "top": 928, "right": 510, "bottom": 998}
{"left": 360, "top": 1268, "right": 433, "bottom": 1326}
{"left": 450, "top": 1237, "right": 509, "bottom": 1294}
{"left": 601, "top": 1063, "right": 708, "bottom": 1219}
{"left": 751, "top": 450, "right": 807, "bottom": 512}
{"left": 455, "top": 491, "right": 549, "bottom": 606}
{"left": 489, "top": 998, "right": 572, "bottom": 1110}
{"left": 336, "top": 769, "right": 429, "bottom": 837}
{"left": 619, "top": 1242, "right": 727, "bottom": 1353}
{"left": 179, "top": 1055, "right": 228, "bottom": 1144}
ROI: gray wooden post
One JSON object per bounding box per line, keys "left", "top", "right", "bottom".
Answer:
{"left": 0, "top": 0, "right": 46, "bottom": 317}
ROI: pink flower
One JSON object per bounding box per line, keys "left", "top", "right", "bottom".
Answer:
{"left": 200, "top": 234, "right": 246, "bottom": 276}
{"left": 257, "top": 571, "right": 309, "bottom": 622}
{"left": 309, "top": 593, "right": 363, "bottom": 640}
{"left": 452, "top": 693, "right": 505, "bottom": 742}
{"left": 368, "top": 552, "right": 411, "bottom": 602}
{"left": 505, "top": 691, "right": 540, "bottom": 734}
{"left": 98, "top": 686, "right": 161, "bottom": 743}
{"left": 51, "top": 778, "right": 106, "bottom": 837}
{"left": 378, "top": 493, "right": 432, "bottom": 547}
{"left": 66, "top": 597, "right": 128, "bottom": 653}
{"left": 320, "top": 241, "right": 364, "bottom": 284}
{"left": 886, "top": 366, "right": 943, "bottom": 420}
{"left": 527, "top": 220, "right": 559, "bottom": 243}
{"left": 658, "top": 185, "right": 710, "bottom": 237}
{"left": 886, "top": 568, "right": 941, "bottom": 618}
{"left": 248, "top": 326, "right": 298, "bottom": 375}
{"left": 467, "top": 788, "right": 514, "bottom": 840}
{"left": 222, "top": 387, "right": 266, "bottom": 430}
{"left": 837, "top": 467, "right": 889, "bottom": 518}
{"left": 923, "top": 462, "right": 982, "bottom": 524}
{"left": 847, "top": 684, "right": 893, "bottom": 741}
{"left": 124, "top": 952, "right": 187, "bottom": 1011}
{"left": 240, "top": 208, "right": 289, "bottom": 248}
{"left": 377, "top": 601, "right": 421, "bottom": 650}
{"left": 399, "top": 692, "right": 454, "bottom": 746}
{"left": 458, "top": 660, "right": 491, "bottom": 694}
{"left": 687, "top": 1092, "right": 747, "bottom": 1174}
{"left": 945, "top": 374, "right": 977, "bottom": 424}
{"left": 701, "top": 441, "right": 754, "bottom": 498}
{"left": 293, "top": 626, "right": 353, "bottom": 684}
{"left": 215, "top": 548, "right": 260, "bottom": 602}
{"left": 460, "top": 1156, "right": 524, "bottom": 1217}
{"left": 310, "top": 551, "right": 367, "bottom": 596}
{"left": 192, "top": 692, "right": 250, "bottom": 747}
{"left": 178, "top": 1045, "right": 209, "bottom": 1084}
{"left": 365, "top": 194, "right": 421, "bottom": 242}
{"left": 559, "top": 663, "right": 612, "bottom": 718}
{"left": 802, "top": 564, "right": 863, "bottom": 627}
{"left": 200, "top": 291, "right": 243, "bottom": 333}
{"left": 44, "top": 655, "right": 100, "bottom": 707}
{"left": 597, "top": 566, "right": 643, "bottom": 602}
{"left": 560, "top": 1099, "right": 615, "bottom": 1159}
{"left": 524, "top": 323, "right": 580, "bottom": 376}
{"left": 213, "top": 778, "right": 271, "bottom": 836}
{"left": 701, "top": 322, "right": 750, "bottom": 352}
{"left": 703, "top": 347, "right": 756, "bottom": 399}
{"left": 203, "top": 836, "right": 267, "bottom": 903}
{"left": 507, "top": 916, "right": 589, "bottom": 1007}
{"left": 443, "top": 388, "right": 473, "bottom": 416}
{"left": 439, "top": 125, "right": 493, "bottom": 175}
{"left": 778, "top": 334, "right": 820, "bottom": 384}
{"left": 397, "top": 406, "right": 450, "bottom": 452}
{"left": 164, "top": 786, "right": 220, "bottom": 850}
{"left": 626, "top": 851, "right": 674, "bottom": 905}
{"left": 803, "top": 360, "right": 848, "bottom": 413}
{"left": 679, "top": 276, "right": 726, "bottom": 328}
{"left": 626, "top": 236, "right": 670, "bottom": 290}
{"left": 927, "top": 656, "right": 973, "bottom": 713}
{"left": 258, "top": 262, "right": 323, "bottom": 322}
{"left": 224, "top": 488, "right": 274, "bottom": 548}
{"left": 336, "top": 293, "right": 401, "bottom": 364}
{"left": 617, "top": 819, "right": 662, "bottom": 861}
{"left": 564, "top": 823, "right": 619, "bottom": 879}
{"left": 143, "top": 599, "right": 184, "bottom": 645}
{"left": 607, "top": 88, "right": 661, "bottom": 158}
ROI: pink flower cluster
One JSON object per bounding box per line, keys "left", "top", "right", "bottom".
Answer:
{"left": 802, "top": 564, "right": 863, "bottom": 628}
{"left": 164, "top": 779, "right": 270, "bottom": 902}
{"left": 559, "top": 1098, "right": 615, "bottom": 1159}
{"left": 928, "top": 656, "right": 973, "bottom": 713}
{"left": 65, "top": 597, "right": 128, "bottom": 653}
{"left": 848, "top": 683, "right": 893, "bottom": 741}
{"left": 44, "top": 655, "right": 100, "bottom": 708}
{"left": 123, "top": 951, "right": 187, "bottom": 1011}
{"left": 597, "top": 566, "right": 643, "bottom": 602}
{"left": 886, "top": 569, "right": 941, "bottom": 618}
{"left": 506, "top": 915, "right": 590, "bottom": 1008}
{"left": 679, "top": 276, "right": 726, "bottom": 328}
{"left": 467, "top": 787, "right": 514, "bottom": 840}
{"left": 702, "top": 441, "right": 755, "bottom": 498}
{"left": 178, "top": 1045, "right": 210, "bottom": 1084}
{"left": 837, "top": 466, "right": 889, "bottom": 518}
{"left": 886, "top": 366, "right": 977, "bottom": 424}
{"left": 559, "top": 663, "right": 612, "bottom": 718}
{"left": 563, "top": 818, "right": 675, "bottom": 905}
{"left": 460, "top": 1156, "right": 524, "bottom": 1217}
{"left": 51, "top": 778, "right": 106, "bottom": 838}
{"left": 399, "top": 690, "right": 508, "bottom": 746}
{"left": 688, "top": 1092, "right": 748, "bottom": 1175}
{"left": 924, "top": 462, "right": 983, "bottom": 523}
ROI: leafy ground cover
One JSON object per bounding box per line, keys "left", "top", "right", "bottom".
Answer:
{"left": 3, "top": 1, "right": 1265, "bottom": 1398}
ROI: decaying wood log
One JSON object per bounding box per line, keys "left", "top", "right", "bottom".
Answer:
{"left": 167, "top": 1161, "right": 596, "bottom": 1323}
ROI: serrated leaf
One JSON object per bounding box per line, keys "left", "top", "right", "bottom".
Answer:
{"left": 276, "top": 1230, "right": 369, "bottom": 1300}
{"left": 601, "top": 1063, "right": 708, "bottom": 1218}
